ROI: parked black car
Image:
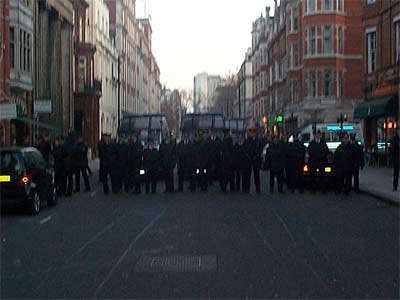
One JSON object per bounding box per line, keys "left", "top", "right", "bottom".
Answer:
{"left": 0, "top": 147, "right": 57, "bottom": 214}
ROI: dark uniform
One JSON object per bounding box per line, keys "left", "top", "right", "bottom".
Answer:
{"left": 334, "top": 140, "right": 354, "bottom": 194}
{"left": 206, "top": 134, "right": 222, "bottom": 185}
{"left": 37, "top": 136, "right": 52, "bottom": 165}
{"left": 286, "top": 138, "right": 306, "bottom": 193}
{"left": 233, "top": 138, "right": 246, "bottom": 191}
{"left": 177, "top": 137, "right": 192, "bottom": 191}
{"left": 128, "top": 137, "right": 144, "bottom": 194}
{"left": 64, "top": 132, "right": 76, "bottom": 196}
{"left": 307, "top": 137, "right": 329, "bottom": 193}
{"left": 159, "top": 138, "right": 177, "bottom": 193}
{"left": 99, "top": 136, "right": 113, "bottom": 195}
{"left": 143, "top": 143, "right": 159, "bottom": 194}
{"left": 74, "top": 139, "right": 90, "bottom": 192}
{"left": 243, "top": 137, "right": 263, "bottom": 193}
{"left": 117, "top": 138, "right": 130, "bottom": 193}
{"left": 53, "top": 139, "right": 67, "bottom": 195}
{"left": 351, "top": 137, "right": 364, "bottom": 193}
{"left": 109, "top": 140, "right": 121, "bottom": 194}
{"left": 390, "top": 133, "right": 400, "bottom": 191}
{"left": 191, "top": 136, "right": 208, "bottom": 191}
{"left": 220, "top": 134, "right": 235, "bottom": 192}
{"left": 266, "top": 140, "right": 285, "bottom": 193}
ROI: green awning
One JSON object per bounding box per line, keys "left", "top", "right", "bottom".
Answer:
{"left": 354, "top": 95, "right": 399, "bottom": 119}
{"left": 13, "top": 117, "right": 62, "bottom": 133}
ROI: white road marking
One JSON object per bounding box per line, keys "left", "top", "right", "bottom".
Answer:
{"left": 271, "top": 208, "right": 297, "bottom": 248}
{"left": 39, "top": 216, "right": 52, "bottom": 225}
{"left": 93, "top": 207, "right": 168, "bottom": 298}
{"left": 244, "top": 210, "right": 276, "bottom": 256}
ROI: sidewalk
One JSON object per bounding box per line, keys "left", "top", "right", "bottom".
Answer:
{"left": 360, "top": 166, "right": 399, "bottom": 205}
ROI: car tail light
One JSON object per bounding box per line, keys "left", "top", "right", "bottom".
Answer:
{"left": 18, "top": 174, "right": 31, "bottom": 185}
{"left": 303, "top": 165, "right": 309, "bottom": 173}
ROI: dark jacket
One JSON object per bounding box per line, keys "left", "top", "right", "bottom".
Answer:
{"left": 266, "top": 142, "right": 286, "bottom": 172}
{"left": 74, "top": 141, "right": 88, "bottom": 168}
{"left": 233, "top": 141, "right": 247, "bottom": 170}
{"left": 159, "top": 140, "right": 177, "bottom": 170}
{"left": 143, "top": 147, "right": 160, "bottom": 177}
{"left": 128, "top": 140, "right": 143, "bottom": 172}
{"left": 286, "top": 140, "right": 306, "bottom": 165}
{"left": 390, "top": 134, "right": 400, "bottom": 166}
{"left": 244, "top": 137, "right": 263, "bottom": 166}
{"left": 118, "top": 141, "right": 130, "bottom": 172}
{"left": 99, "top": 142, "right": 112, "bottom": 170}
{"left": 192, "top": 139, "right": 208, "bottom": 169}
{"left": 206, "top": 136, "right": 222, "bottom": 167}
{"left": 307, "top": 139, "right": 329, "bottom": 165}
{"left": 53, "top": 144, "right": 67, "bottom": 172}
{"left": 221, "top": 137, "right": 234, "bottom": 170}
{"left": 177, "top": 140, "right": 192, "bottom": 172}
{"left": 38, "top": 140, "right": 52, "bottom": 163}
{"left": 351, "top": 141, "right": 364, "bottom": 169}
{"left": 334, "top": 142, "right": 354, "bottom": 173}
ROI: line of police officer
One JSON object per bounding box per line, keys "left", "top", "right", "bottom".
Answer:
{"left": 96, "top": 126, "right": 366, "bottom": 196}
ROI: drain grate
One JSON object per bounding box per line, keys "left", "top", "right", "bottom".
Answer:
{"left": 134, "top": 255, "right": 217, "bottom": 272}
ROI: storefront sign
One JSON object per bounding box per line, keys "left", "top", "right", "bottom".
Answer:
{"left": 34, "top": 100, "right": 52, "bottom": 114}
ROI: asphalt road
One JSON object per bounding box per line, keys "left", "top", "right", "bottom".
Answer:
{"left": 1, "top": 173, "right": 399, "bottom": 299}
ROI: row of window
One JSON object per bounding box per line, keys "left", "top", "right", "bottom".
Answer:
{"left": 10, "top": 27, "right": 31, "bottom": 72}
{"left": 305, "top": 25, "right": 344, "bottom": 56}
{"left": 304, "top": 0, "right": 344, "bottom": 14}
{"left": 366, "top": 19, "right": 400, "bottom": 74}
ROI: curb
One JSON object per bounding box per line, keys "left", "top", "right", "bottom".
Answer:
{"left": 361, "top": 189, "right": 399, "bottom": 206}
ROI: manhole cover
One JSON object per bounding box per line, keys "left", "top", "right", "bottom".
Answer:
{"left": 134, "top": 255, "right": 217, "bottom": 272}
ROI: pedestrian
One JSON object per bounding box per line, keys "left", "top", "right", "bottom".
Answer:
{"left": 98, "top": 133, "right": 107, "bottom": 183}
{"left": 266, "top": 136, "right": 285, "bottom": 193}
{"left": 177, "top": 132, "right": 192, "bottom": 191}
{"left": 191, "top": 130, "right": 208, "bottom": 192}
{"left": 242, "top": 123, "right": 263, "bottom": 193}
{"left": 99, "top": 134, "right": 112, "bottom": 195}
{"left": 389, "top": 131, "right": 399, "bottom": 191}
{"left": 109, "top": 137, "right": 121, "bottom": 194}
{"left": 73, "top": 135, "right": 90, "bottom": 193}
{"left": 143, "top": 138, "right": 159, "bottom": 194}
{"left": 117, "top": 135, "right": 130, "bottom": 193}
{"left": 159, "top": 132, "right": 177, "bottom": 193}
{"left": 128, "top": 132, "right": 143, "bottom": 194}
{"left": 206, "top": 129, "right": 222, "bottom": 186}
{"left": 53, "top": 135, "right": 67, "bottom": 196}
{"left": 64, "top": 131, "right": 76, "bottom": 197}
{"left": 233, "top": 133, "right": 246, "bottom": 192}
{"left": 350, "top": 133, "right": 364, "bottom": 193}
{"left": 37, "top": 133, "right": 52, "bottom": 165}
{"left": 286, "top": 133, "right": 306, "bottom": 193}
{"left": 220, "top": 129, "right": 235, "bottom": 192}
{"left": 334, "top": 134, "right": 353, "bottom": 195}
{"left": 307, "top": 130, "right": 329, "bottom": 193}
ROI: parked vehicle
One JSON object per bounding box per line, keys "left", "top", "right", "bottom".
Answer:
{"left": 225, "top": 118, "right": 246, "bottom": 143}
{"left": 0, "top": 147, "right": 57, "bottom": 214}
{"left": 181, "top": 113, "right": 225, "bottom": 140}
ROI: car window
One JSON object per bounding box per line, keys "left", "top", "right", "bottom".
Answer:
{"left": 23, "top": 152, "right": 36, "bottom": 169}
{"left": 0, "top": 152, "right": 24, "bottom": 174}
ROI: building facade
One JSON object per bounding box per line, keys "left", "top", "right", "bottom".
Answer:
{"left": 354, "top": 0, "right": 400, "bottom": 149}
{"left": 249, "top": 0, "right": 364, "bottom": 134}
{"left": 87, "top": 0, "right": 118, "bottom": 137}
{"left": 193, "top": 73, "right": 223, "bottom": 113}
{"left": 73, "top": 0, "right": 101, "bottom": 156}
{"left": 0, "top": 0, "right": 11, "bottom": 147}
{"left": 236, "top": 49, "right": 253, "bottom": 119}
{"left": 34, "top": 0, "right": 74, "bottom": 135}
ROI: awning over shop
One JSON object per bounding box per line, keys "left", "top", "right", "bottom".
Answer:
{"left": 13, "top": 117, "right": 62, "bottom": 133}
{"left": 353, "top": 95, "right": 399, "bottom": 119}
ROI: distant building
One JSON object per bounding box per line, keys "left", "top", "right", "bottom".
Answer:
{"left": 193, "top": 73, "right": 222, "bottom": 113}
{"left": 236, "top": 49, "right": 253, "bottom": 118}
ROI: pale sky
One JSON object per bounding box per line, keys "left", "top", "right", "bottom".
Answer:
{"left": 136, "top": 0, "right": 276, "bottom": 91}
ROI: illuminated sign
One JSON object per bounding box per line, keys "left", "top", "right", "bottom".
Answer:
{"left": 326, "top": 125, "right": 354, "bottom": 131}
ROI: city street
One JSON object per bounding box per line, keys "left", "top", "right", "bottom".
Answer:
{"left": 1, "top": 173, "right": 399, "bottom": 299}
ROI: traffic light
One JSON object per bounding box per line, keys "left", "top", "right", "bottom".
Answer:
{"left": 276, "top": 115, "right": 283, "bottom": 123}
{"left": 262, "top": 116, "right": 268, "bottom": 124}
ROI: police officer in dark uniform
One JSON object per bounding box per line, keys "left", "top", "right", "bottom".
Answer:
{"left": 390, "top": 132, "right": 400, "bottom": 191}
{"left": 334, "top": 134, "right": 353, "bottom": 195}
{"left": 53, "top": 135, "right": 67, "bottom": 196}
{"left": 159, "top": 132, "right": 177, "bottom": 193}
{"left": 128, "top": 132, "right": 143, "bottom": 194}
{"left": 109, "top": 137, "right": 121, "bottom": 194}
{"left": 350, "top": 133, "right": 364, "bottom": 193}
{"left": 286, "top": 133, "right": 306, "bottom": 193}
{"left": 191, "top": 130, "right": 208, "bottom": 192}
{"left": 98, "top": 133, "right": 107, "bottom": 182}
{"left": 99, "top": 133, "right": 112, "bottom": 195}
{"left": 37, "top": 133, "right": 52, "bottom": 165}
{"left": 143, "top": 138, "right": 159, "bottom": 194}
{"left": 117, "top": 134, "right": 130, "bottom": 193}
{"left": 220, "top": 129, "right": 235, "bottom": 192}
{"left": 206, "top": 129, "right": 222, "bottom": 186}
{"left": 74, "top": 135, "right": 90, "bottom": 192}
{"left": 243, "top": 124, "right": 263, "bottom": 193}
{"left": 177, "top": 132, "right": 191, "bottom": 191}
{"left": 307, "top": 130, "right": 329, "bottom": 193}
{"left": 266, "top": 136, "right": 285, "bottom": 193}
{"left": 64, "top": 131, "right": 76, "bottom": 197}
{"left": 233, "top": 133, "right": 246, "bottom": 192}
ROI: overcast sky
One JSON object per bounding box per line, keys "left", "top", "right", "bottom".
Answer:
{"left": 136, "top": 0, "right": 276, "bottom": 91}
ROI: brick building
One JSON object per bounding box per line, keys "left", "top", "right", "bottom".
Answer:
{"left": 73, "top": 0, "right": 101, "bottom": 156}
{"left": 249, "top": 0, "right": 364, "bottom": 134}
{"left": 0, "top": 0, "right": 11, "bottom": 147}
{"left": 354, "top": 0, "right": 400, "bottom": 149}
